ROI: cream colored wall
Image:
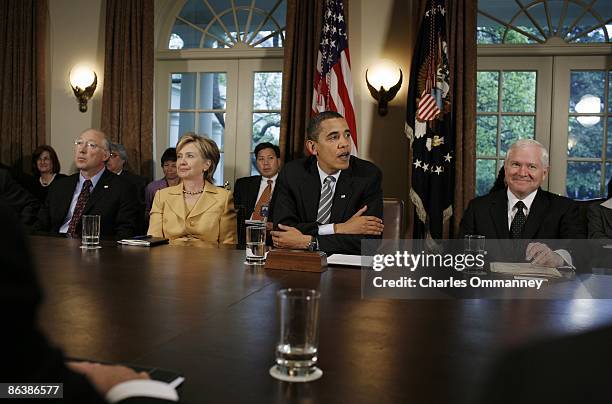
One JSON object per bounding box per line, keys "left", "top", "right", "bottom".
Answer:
{"left": 48, "top": 0, "right": 105, "bottom": 174}
{"left": 350, "top": 0, "right": 418, "bottom": 206}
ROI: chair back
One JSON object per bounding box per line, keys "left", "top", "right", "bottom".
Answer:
{"left": 383, "top": 198, "right": 405, "bottom": 239}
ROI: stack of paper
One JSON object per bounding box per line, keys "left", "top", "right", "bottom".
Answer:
{"left": 490, "top": 262, "right": 562, "bottom": 278}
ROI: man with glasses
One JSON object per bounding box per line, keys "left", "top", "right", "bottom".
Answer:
{"left": 35, "top": 129, "right": 140, "bottom": 239}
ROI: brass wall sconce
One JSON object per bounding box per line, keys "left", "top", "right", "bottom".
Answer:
{"left": 365, "top": 59, "right": 403, "bottom": 116}
{"left": 69, "top": 66, "right": 97, "bottom": 113}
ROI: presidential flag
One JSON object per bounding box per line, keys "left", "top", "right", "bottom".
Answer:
{"left": 312, "top": 0, "right": 358, "bottom": 154}
{"left": 405, "top": 0, "right": 453, "bottom": 239}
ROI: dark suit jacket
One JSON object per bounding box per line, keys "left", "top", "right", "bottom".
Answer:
{"left": 459, "top": 188, "right": 586, "bottom": 265}
{"left": 481, "top": 325, "right": 612, "bottom": 404}
{"left": 35, "top": 169, "right": 140, "bottom": 240}
{"left": 233, "top": 175, "right": 262, "bottom": 219}
{"left": 0, "top": 168, "right": 40, "bottom": 226}
{"left": 0, "top": 198, "right": 178, "bottom": 403}
{"left": 272, "top": 155, "right": 383, "bottom": 255}
{"left": 588, "top": 202, "right": 612, "bottom": 239}
{"left": 119, "top": 170, "right": 148, "bottom": 233}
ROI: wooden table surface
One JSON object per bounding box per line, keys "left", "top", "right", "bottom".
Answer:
{"left": 31, "top": 236, "right": 612, "bottom": 404}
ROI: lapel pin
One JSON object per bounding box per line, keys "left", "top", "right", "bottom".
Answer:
{"left": 104, "top": 185, "right": 109, "bottom": 189}
{"left": 340, "top": 194, "right": 346, "bottom": 199}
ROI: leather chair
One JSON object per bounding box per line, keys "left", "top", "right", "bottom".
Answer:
{"left": 383, "top": 198, "right": 405, "bottom": 239}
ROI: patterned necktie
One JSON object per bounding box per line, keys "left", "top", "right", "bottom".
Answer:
{"left": 317, "top": 176, "right": 336, "bottom": 224}
{"left": 252, "top": 179, "right": 273, "bottom": 220}
{"left": 510, "top": 201, "right": 527, "bottom": 239}
{"left": 67, "top": 179, "right": 93, "bottom": 237}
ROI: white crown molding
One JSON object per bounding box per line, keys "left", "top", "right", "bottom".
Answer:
{"left": 478, "top": 43, "right": 612, "bottom": 56}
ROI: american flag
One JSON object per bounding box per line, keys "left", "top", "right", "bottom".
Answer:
{"left": 312, "top": 0, "right": 358, "bottom": 154}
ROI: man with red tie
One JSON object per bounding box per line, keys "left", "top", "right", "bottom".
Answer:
{"left": 233, "top": 142, "right": 282, "bottom": 222}
{"left": 35, "top": 129, "right": 139, "bottom": 239}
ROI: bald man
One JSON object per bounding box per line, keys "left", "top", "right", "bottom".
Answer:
{"left": 35, "top": 129, "right": 140, "bottom": 239}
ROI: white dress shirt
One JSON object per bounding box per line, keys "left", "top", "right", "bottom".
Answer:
{"left": 106, "top": 379, "right": 178, "bottom": 403}
{"left": 250, "top": 173, "right": 278, "bottom": 219}
{"left": 316, "top": 163, "right": 341, "bottom": 235}
{"left": 506, "top": 188, "right": 572, "bottom": 267}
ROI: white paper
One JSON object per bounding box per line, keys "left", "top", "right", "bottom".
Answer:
{"left": 327, "top": 254, "right": 372, "bottom": 267}
{"left": 490, "top": 262, "right": 562, "bottom": 278}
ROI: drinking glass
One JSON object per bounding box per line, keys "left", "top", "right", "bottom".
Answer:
{"left": 81, "top": 215, "right": 101, "bottom": 249}
{"left": 272, "top": 288, "right": 322, "bottom": 380}
{"left": 464, "top": 234, "right": 485, "bottom": 272}
{"left": 246, "top": 225, "right": 266, "bottom": 264}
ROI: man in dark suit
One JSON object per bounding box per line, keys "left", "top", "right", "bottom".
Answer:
{"left": 35, "top": 129, "right": 140, "bottom": 240}
{"left": 460, "top": 139, "right": 585, "bottom": 267}
{"left": 0, "top": 167, "right": 40, "bottom": 227}
{"left": 107, "top": 142, "right": 148, "bottom": 233}
{"left": 234, "top": 142, "right": 281, "bottom": 220}
{"left": 2, "top": 198, "right": 179, "bottom": 403}
{"left": 271, "top": 111, "right": 384, "bottom": 255}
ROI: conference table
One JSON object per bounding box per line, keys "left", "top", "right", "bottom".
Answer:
{"left": 31, "top": 235, "right": 612, "bottom": 403}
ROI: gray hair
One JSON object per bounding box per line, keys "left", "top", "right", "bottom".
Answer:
{"left": 110, "top": 143, "right": 128, "bottom": 163}
{"left": 80, "top": 128, "right": 110, "bottom": 151}
{"left": 506, "top": 139, "right": 549, "bottom": 167}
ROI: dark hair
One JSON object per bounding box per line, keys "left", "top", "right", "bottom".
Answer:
{"left": 32, "top": 145, "right": 61, "bottom": 175}
{"left": 306, "top": 111, "right": 344, "bottom": 141}
{"left": 177, "top": 133, "right": 220, "bottom": 184}
{"left": 161, "top": 147, "right": 177, "bottom": 167}
{"left": 254, "top": 142, "right": 280, "bottom": 158}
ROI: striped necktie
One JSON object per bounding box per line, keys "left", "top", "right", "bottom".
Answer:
{"left": 317, "top": 176, "right": 336, "bottom": 224}
{"left": 67, "top": 179, "right": 93, "bottom": 237}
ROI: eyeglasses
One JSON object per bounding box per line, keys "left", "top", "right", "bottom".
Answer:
{"left": 74, "top": 139, "right": 100, "bottom": 150}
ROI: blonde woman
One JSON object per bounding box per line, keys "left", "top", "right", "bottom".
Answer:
{"left": 148, "top": 133, "right": 236, "bottom": 245}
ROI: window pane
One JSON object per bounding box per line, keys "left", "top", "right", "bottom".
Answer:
{"left": 179, "top": 0, "right": 213, "bottom": 29}
{"left": 477, "top": 115, "right": 497, "bottom": 156}
{"left": 169, "top": 21, "right": 202, "bottom": 49}
{"left": 513, "top": 9, "right": 546, "bottom": 41}
{"left": 569, "top": 71, "right": 605, "bottom": 113}
{"left": 169, "top": 112, "right": 195, "bottom": 147}
{"left": 170, "top": 73, "right": 196, "bottom": 110}
{"left": 252, "top": 113, "right": 280, "bottom": 149}
{"left": 500, "top": 116, "right": 535, "bottom": 155}
{"left": 476, "top": 159, "right": 496, "bottom": 196}
{"left": 250, "top": 153, "right": 258, "bottom": 176}
{"left": 606, "top": 162, "right": 612, "bottom": 197}
{"left": 477, "top": 71, "right": 499, "bottom": 112}
{"left": 566, "top": 161, "right": 602, "bottom": 199}
{"left": 476, "top": 14, "right": 504, "bottom": 44}
{"left": 253, "top": 72, "right": 282, "bottom": 110}
{"left": 199, "top": 73, "right": 227, "bottom": 110}
{"left": 213, "top": 153, "right": 224, "bottom": 185}
{"left": 567, "top": 117, "right": 603, "bottom": 158}
{"left": 198, "top": 113, "right": 225, "bottom": 150}
{"left": 608, "top": 117, "right": 612, "bottom": 158}
{"left": 502, "top": 71, "right": 536, "bottom": 113}
{"left": 609, "top": 71, "right": 612, "bottom": 113}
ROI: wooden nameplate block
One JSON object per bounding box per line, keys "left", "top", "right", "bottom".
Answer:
{"left": 264, "top": 249, "right": 328, "bottom": 272}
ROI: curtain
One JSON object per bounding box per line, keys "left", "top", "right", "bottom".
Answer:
{"left": 278, "top": 0, "right": 324, "bottom": 162}
{"left": 448, "top": 0, "right": 477, "bottom": 236}
{"left": 101, "top": 0, "right": 154, "bottom": 178}
{"left": 0, "top": 0, "right": 47, "bottom": 175}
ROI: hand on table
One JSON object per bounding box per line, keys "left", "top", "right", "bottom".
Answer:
{"left": 526, "top": 242, "right": 565, "bottom": 268}
{"left": 67, "top": 361, "right": 150, "bottom": 395}
{"left": 335, "top": 206, "right": 384, "bottom": 235}
{"left": 270, "top": 224, "right": 311, "bottom": 249}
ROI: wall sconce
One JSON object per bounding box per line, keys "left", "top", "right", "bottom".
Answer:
{"left": 365, "top": 59, "right": 403, "bottom": 116}
{"left": 69, "top": 66, "right": 97, "bottom": 113}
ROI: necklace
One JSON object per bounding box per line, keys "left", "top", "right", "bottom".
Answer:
{"left": 183, "top": 188, "right": 204, "bottom": 195}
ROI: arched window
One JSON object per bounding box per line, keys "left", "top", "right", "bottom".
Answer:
{"left": 155, "top": 0, "right": 286, "bottom": 185}
{"left": 475, "top": 0, "right": 612, "bottom": 199}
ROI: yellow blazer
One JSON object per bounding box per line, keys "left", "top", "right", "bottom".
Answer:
{"left": 148, "top": 182, "right": 237, "bottom": 245}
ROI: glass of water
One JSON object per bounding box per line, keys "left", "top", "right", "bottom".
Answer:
{"left": 81, "top": 215, "right": 101, "bottom": 249}
{"left": 245, "top": 225, "right": 266, "bottom": 264}
{"left": 464, "top": 234, "right": 485, "bottom": 272}
{"left": 271, "top": 288, "right": 322, "bottom": 381}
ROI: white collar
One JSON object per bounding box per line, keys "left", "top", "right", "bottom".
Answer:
{"left": 260, "top": 173, "right": 278, "bottom": 183}
{"left": 602, "top": 198, "right": 612, "bottom": 209}
{"left": 316, "top": 162, "right": 341, "bottom": 187}
{"left": 507, "top": 188, "right": 538, "bottom": 211}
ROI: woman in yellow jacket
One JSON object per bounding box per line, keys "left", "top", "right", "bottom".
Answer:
{"left": 148, "top": 133, "right": 236, "bottom": 245}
